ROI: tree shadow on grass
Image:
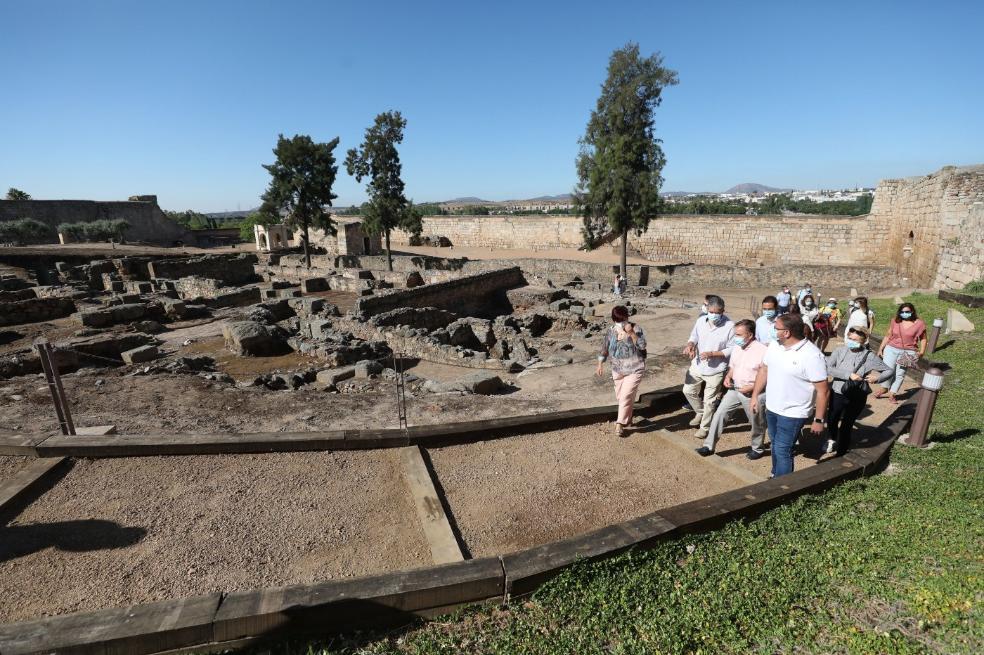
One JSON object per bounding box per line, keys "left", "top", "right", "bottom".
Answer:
{"left": 0, "top": 520, "right": 147, "bottom": 563}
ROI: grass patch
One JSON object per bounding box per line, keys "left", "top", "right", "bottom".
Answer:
{"left": 232, "top": 294, "right": 983, "bottom": 655}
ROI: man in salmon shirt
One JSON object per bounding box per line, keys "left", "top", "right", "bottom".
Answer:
{"left": 696, "top": 319, "right": 769, "bottom": 459}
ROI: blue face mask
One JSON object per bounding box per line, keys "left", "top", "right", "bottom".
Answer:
{"left": 847, "top": 340, "right": 863, "bottom": 350}
{"left": 900, "top": 311, "right": 913, "bottom": 319}
{"left": 763, "top": 309, "right": 777, "bottom": 319}
{"left": 708, "top": 313, "right": 725, "bottom": 326}
{"left": 732, "top": 336, "right": 747, "bottom": 347}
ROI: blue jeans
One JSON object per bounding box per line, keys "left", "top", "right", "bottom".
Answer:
{"left": 766, "top": 410, "right": 807, "bottom": 477}
{"left": 880, "top": 344, "right": 913, "bottom": 394}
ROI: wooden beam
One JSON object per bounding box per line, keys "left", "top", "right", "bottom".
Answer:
{"left": 652, "top": 429, "right": 766, "bottom": 485}
{"left": 0, "top": 457, "right": 67, "bottom": 514}
{"left": 399, "top": 446, "right": 464, "bottom": 565}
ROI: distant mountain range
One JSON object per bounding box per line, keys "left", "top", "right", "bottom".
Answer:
{"left": 202, "top": 185, "right": 791, "bottom": 217}
{"left": 723, "top": 183, "right": 793, "bottom": 194}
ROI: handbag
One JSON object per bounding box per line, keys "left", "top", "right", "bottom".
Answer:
{"left": 840, "top": 351, "right": 871, "bottom": 398}
{"left": 889, "top": 322, "right": 920, "bottom": 369}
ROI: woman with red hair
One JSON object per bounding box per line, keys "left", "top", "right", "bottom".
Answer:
{"left": 596, "top": 305, "right": 647, "bottom": 436}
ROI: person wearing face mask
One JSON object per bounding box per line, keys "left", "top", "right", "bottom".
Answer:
{"left": 814, "top": 297, "right": 841, "bottom": 354}
{"left": 777, "top": 286, "right": 792, "bottom": 315}
{"left": 798, "top": 294, "right": 819, "bottom": 338}
{"left": 797, "top": 283, "right": 816, "bottom": 307}
{"left": 846, "top": 296, "right": 875, "bottom": 336}
{"left": 682, "top": 295, "right": 734, "bottom": 439}
{"left": 875, "top": 302, "right": 927, "bottom": 404}
{"left": 825, "top": 327, "right": 892, "bottom": 456}
{"left": 696, "top": 320, "right": 769, "bottom": 459}
{"left": 750, "top": 314, "right": 829, "bottom": 478}
{"left": 755, "top": 295, "right": 780, "bottom": 344}
{"left": 596, "top": 305, "right": 647, "bottom": 437}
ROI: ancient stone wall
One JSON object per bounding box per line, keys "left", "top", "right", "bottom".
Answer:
{"left": 354, "top": 268, "right": 526, "bottom": 317}
{"left": 934, "top": 203, "right": 984, "bottom": 289}
{"left": 148, "top": 253, "right": 258, "bottom": 285}
{"left": 0, "top": 198, "right": 195, "bottom": 246}
{"left": 867, "top": 165, "right": 984, "bottom": 288}
{"left": 391, "top": 216, "right": 584, "bottom": 251}
{"left": 0, "top": 297, "right": 76, "bottom": 327}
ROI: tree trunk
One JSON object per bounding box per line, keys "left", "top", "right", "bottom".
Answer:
{"left": 302, "top": 222, "right": 311, "bottom": 269}
{"left": 385, "top": 230, "right": 393, "bottom": 272}
{"left": 620, "top": 229, "right": 628, "bottom": 279}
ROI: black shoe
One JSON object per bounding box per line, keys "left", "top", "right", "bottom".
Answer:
{"left": 746, "top": 449, "right": 764, "bottom": 460}
{"left": 695, "top": 446, "right": 713, "bottom": 456}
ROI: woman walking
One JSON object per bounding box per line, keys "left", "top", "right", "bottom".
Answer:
{"left": 815, "top": 297, "right": 842, "bottom": 353}
{"left": 846, "top": 296, "right": 875, "bottom": 335}
{"left": 875, "top": 302, "right": 927, "bottom": 404}
{"left": 825, "top": 327, "right": 892, "bottom": 456}
{"left": 596, "top": 305, "right": 647, "bottom": 437}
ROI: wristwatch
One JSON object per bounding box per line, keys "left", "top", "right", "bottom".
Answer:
{"left": 813, "top": 418, "right": 824, "bottom": 425}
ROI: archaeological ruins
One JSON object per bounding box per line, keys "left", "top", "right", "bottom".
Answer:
{"left": 0, "top": 164, "right": 981, "bottom": 653}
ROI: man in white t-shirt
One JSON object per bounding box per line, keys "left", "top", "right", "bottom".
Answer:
{"left": 751, "top": 314, "right": 829, "bottom": 477}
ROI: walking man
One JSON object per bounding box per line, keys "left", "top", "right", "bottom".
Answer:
{"left": 697, "top": 319, "right": 768, "bottom": 459}
{"left": 755, "top": 295, "right": 779, "bottom": 345}
{"left": 777, "top": 285, "right": 792, "bottom": 315}
{"left": 750, "top": 314, "right": 829, "bottom": 477}
{"left": 682, "top": 295, "right": 734, "bottom": 439}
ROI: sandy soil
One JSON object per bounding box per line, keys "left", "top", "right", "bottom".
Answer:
{"left": 0, "top": 455, "right": 29, "bottom": 483}
{"left": 0, "top": 450, "right": 431, "bottom": 622}
{"left": 429, "top": 422, "right": 746, "bottom": 557}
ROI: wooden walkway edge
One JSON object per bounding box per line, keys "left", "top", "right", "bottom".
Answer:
{"left": 399, "top": 446, "right": 464, "bottom": 565}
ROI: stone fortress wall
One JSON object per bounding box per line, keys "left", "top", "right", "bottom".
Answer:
{"left": 0, "top": 196, "right": 195, "bottom": 246}
{"left": 390, "top": 165, "right": 984, "bottom": 289}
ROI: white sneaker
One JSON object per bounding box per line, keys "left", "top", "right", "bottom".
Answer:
{"left": 688, "top": 414, "right": 703, "bottom": 427}
{"left": 824, "top": 439, "right": 835, "bottom": 454}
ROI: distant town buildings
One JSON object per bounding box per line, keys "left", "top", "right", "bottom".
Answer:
{"left": 662, "top": 187, "right": 876, "bottom": 205}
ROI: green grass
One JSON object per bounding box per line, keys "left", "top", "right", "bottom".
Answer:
{"left": 239, "top": 293, "right": 983, "bottom": 655}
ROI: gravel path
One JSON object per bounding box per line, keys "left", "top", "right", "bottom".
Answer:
{"left": 0, "top": 455, "right": 29, "bottom": 484}
{"left": 428, "top": 422, "right": 745, "bottom": 557}
{"left": 0, "top": 451, "right": 430, "bottom": 623}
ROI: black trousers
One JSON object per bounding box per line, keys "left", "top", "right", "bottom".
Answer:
{"left": 826, "top": 391, "right": 866, "bottom": 456}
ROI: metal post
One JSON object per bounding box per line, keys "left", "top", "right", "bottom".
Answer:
{"left": 926, "top": 317, "right": 944, "bottom": 355}
{"left": 35, "top": 340, "right": 76, "bottom": 435}
{"left": 908, "top": 367, "right": 944, "bottom": 447}
{"left": 393, "top": 351, "right": 408, "bottom": 432}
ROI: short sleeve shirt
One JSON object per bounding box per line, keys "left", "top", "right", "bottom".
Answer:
{"left": 763, "top": 339, "right": 828, "bottom": 419}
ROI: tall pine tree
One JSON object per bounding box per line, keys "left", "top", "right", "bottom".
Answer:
{"left": 260, "top": 134, "right": 339, "bottom": 269}
{"left": 575, "top": 44, "right": 678, "bottom": 277}
{"left": 345, "top": 111, "right": 421, "bottom": 271}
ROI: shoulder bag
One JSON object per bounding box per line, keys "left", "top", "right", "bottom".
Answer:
{"left": 840, "top": 350, "right": 871, "bottom": 398}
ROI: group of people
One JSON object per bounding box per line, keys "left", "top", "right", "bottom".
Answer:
{"left": 597, "top": 288, "right": 929, "bottom": 478}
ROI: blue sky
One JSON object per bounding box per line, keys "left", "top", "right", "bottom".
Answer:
{"left": 2, "top": 0, "right": 981, "bottom": 212}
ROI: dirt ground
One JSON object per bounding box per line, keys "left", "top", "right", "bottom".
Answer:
{"left": 0, "top": 450, "right": 431, "bottom": 623}
{"left": 429, "top": 422, "right": 746, "bottom": 557}
{"left": 0, "top": 455, "right": 29, "bottom": 483}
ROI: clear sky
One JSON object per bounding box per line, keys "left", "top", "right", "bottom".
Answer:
{"left": 2, "top": 0, "right": 982, "bottom": 212}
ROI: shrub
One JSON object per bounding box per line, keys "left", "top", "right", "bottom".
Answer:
{"left": 962, "top": 278, "right": 984, "bottom": 296}
{"left": 56, "top": 219, "right": 130, "bottom": 242}
{"left": 0, "top": 218, "right": 52, "bottom": 244}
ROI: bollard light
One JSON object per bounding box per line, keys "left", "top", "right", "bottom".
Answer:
{"left": 908, "top": 367, "right": 945, "bottom": 447}
{"left": 921, "top": 368, "right": 944, "bottom": 391}
{"left": 926, "top": 318, "right": 945, "bottom": 355}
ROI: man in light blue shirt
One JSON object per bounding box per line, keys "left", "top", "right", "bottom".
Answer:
{"left": 755, "top": 295, "right": 779, "bottom": 345}
{"left": 682, "top": 295, "right": 735, "bottom": 438}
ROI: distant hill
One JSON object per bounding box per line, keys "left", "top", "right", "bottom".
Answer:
{"left": 525, "top": 194, "right": 572, "bottom": 202}
{"left": 443, "top": 196, "right": 492, "bottom": 204}
{"left": 205, "top": 208, "right": 258, "bottom": 219}
{"left": 724, "top": 183, "right": 792, "bottom": 194}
